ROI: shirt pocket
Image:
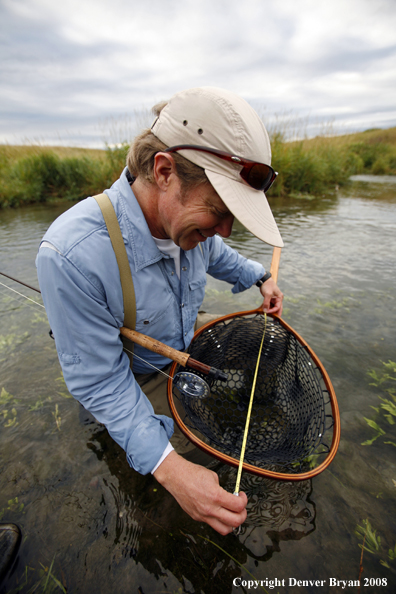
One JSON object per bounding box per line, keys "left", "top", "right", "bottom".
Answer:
{"left": 135, "top": 289, "right": 178, "bottom": 337}
{"left": 188, "top": 275, "right": 207, "bottom": 313}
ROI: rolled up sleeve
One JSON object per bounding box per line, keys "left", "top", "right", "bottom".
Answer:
{"left": 36, "top": 246, "right": 173, "bottom": 475}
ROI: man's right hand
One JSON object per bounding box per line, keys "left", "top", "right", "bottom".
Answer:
{"left": 153, "top": 450, "right": 248, "bottom": 535}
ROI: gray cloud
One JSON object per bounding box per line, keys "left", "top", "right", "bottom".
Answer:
{"left": 1, "top": 0, "right": 395, "bottom": 146}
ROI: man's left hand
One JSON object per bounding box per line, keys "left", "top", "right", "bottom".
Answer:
{"left": 259, "top": 278, "right": 283, "bottom": 316}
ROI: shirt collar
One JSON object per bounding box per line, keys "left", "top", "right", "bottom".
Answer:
{"left": 117, "top": 168, "right": 168, "bottom": 271}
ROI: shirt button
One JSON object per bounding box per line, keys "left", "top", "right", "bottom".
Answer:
{"left": 182, "top": 266, "right": 187, "bottom": 271}
{"left": 181, "top": 303, "right": 184, "bottom": 308}
{"left": 171, "top": 271, "right": 174, "bottom": 276}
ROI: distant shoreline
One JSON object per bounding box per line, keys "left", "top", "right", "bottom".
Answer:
{"left": 1, "top": 127, "right": 395, "bottom": 208}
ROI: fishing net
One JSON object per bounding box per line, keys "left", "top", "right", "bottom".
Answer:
{"left": 169, "top": 313, "right": 338, "bottom": 477}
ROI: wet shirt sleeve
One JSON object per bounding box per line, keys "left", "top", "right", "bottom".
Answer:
{"left": 36, "top": 246, "right": 174, "bottom": 475}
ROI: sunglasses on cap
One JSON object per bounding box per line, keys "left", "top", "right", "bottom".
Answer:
{"left": 164, "top": 144, "right": 278, "bottom": 193}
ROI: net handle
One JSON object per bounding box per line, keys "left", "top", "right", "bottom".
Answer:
{"left": 256, "top": 246, "right": 281, "bottom": 314}
{"left": 270, "top": 246, "right": 281, "bottom": 284}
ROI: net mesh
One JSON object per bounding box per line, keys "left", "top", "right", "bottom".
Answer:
{"left": 172, "top": 314, "right": 332, "bottom": 472}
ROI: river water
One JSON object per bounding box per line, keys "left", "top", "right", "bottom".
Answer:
{"left": 0, "top": 178, "right": 395, "bottom": 593}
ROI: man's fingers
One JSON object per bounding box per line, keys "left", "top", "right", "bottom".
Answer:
{"left": 266, "top": 298, "right": 283, "bottom": 316}
{"left": 220, "top": 489, "right": 248, "bottom": 512}
{"left": 205, "top": 490, "right": 248, "bottom": 531}
{"left": 154, "top": 453, "right": 249, "bottom": 535}
{"left": 260, "top": 279, "right": 284, "bottom": 317}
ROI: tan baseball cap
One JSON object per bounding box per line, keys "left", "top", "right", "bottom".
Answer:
{"left": 151, "top": 87, "right": 283, "bottom": 248}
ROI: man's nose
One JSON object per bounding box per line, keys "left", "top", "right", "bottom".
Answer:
{"left": 214, "top": 214, "right": 234, "bottom": 238}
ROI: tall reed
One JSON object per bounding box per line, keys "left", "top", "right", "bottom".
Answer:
{"left": 0, "top": 144, "right": 128, "bottom": 208}
{"left": 268, "top": 126, "right": 396, "bottom": 197}
{"left": 1, "top": 126, "right": 395, "bottom": 208}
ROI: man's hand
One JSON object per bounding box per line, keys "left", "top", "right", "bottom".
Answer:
{"left": 259, "top": 278, "right": 283, "bottom": 316}
{"left": 153, "top": 451, "right": 248, "bottom": 535}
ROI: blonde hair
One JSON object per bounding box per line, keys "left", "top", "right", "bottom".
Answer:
{"left": 126, "top": 102, "right": 208, "bottom": 191}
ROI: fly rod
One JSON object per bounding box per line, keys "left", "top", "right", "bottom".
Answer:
{"left": 0, "top": 271, "right": 227, "bottom": 381}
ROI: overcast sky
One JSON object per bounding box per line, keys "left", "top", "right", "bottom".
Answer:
{"left": 1, "top": 0, "right": 396, "bottom": 147}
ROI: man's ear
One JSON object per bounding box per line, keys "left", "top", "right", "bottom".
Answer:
{"left": 153, "top": 153, "right": 177, "bottom": 191}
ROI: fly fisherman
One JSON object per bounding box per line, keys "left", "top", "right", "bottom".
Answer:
{"left": 36, "top": 87, "right": 284, "bottom": 535}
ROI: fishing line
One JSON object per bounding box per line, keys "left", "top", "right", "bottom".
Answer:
{"left": 123, "top": 345, "right": 172, "bottom": 379}
{"left": 0, "top": 280, "right": 45, "bottom": 309}
{"left": 0, "top": 271, "right": 41, "bottom": 294}
{"left": 0, "top": 279, "right": 174, "bottom": 374}
{"left": 0, "top": 272, "right": 211, "bottom": 398}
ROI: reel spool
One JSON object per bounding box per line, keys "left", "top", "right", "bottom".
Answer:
{"left": 173, "top": 371, "right": 210, "bottom": 399}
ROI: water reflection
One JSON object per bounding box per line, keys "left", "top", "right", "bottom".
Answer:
{"left": 84, "top": 424, "right": 253, "bottom": 593}
{"left": 1, "top": 185, "right": 396, "bottom": 593}
{"left": 217, "top": 465, "right": 315, "bottom": 559}
{"left": 84, "top": 417, "right": 315, "bottom": 591}
{"left": 350, "top": 174, "right": 396, "bottom": 185}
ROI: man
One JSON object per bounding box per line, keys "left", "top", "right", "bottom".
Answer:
{"left": 37, "top": 87, "right": 284, "bottom": 536}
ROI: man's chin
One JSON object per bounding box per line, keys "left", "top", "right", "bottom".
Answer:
{"left": 180, "top": 240, "right": 199, "bottom": 251}
{"left": 179, "top": 234, "right": 207, "bottom": 251}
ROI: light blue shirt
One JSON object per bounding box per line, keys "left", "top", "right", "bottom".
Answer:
{"left": 36, "top": 169, "right": 265, "bottom": 475}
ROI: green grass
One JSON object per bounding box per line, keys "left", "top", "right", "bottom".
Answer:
{"left": 268, "top": 126, "right": 396, "bottom": 198}
{"left": 0, "top": 144, "right": 128, "bottom": 208}
{"left": 1, "top": 126, "right": 396, "bottom": 208}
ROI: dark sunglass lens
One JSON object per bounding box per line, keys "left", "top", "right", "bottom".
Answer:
{"left": 245, "top": 164, "right": 273, "bottom": 191}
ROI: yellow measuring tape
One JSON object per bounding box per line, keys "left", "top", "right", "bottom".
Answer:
{"left": 234, "top": 312, "right": 267, "bottom": 495}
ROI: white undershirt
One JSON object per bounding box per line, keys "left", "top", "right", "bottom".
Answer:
{"left": 152, "top": 237, "right": 181, "bottom": 279}
{"left": 151, "top": 442, "right": 174, "bottom": 474}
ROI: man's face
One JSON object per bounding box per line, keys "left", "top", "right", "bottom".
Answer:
{"left": 159, "top": 180, "right": 235, "bottom": 251}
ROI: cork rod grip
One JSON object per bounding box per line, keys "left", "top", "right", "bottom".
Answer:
{"left": 120, "top": 327, "right": 190, "bottom": 367}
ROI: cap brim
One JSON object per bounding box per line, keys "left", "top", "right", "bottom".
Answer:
{"left": 205, "top": 169, "right": 284, "bottom": 248}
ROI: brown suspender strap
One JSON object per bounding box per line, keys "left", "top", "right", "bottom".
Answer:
{"left": 94, "top": 193, "right": 136, "bottom": 362}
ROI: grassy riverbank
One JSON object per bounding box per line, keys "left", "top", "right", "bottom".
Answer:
{"left": 0, "top": 144, "right": 127, "bottom": 208}
{"left": 1, "top": 127, "right": 395, "bottom": 208}
{"left": 269, "top": 126, "right": 396, "bottom": 197}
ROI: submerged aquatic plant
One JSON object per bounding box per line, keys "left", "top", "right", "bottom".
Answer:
{"left": 52, "top": 404, "right": 62, "bottom": 431}
{"left": 362, "top": 361, "right": 396, "bottom": 448}
{"left": 194, "top": 533, "right": 270, "bottom": 594}
{"left": 314, "top": 296, "right": 354, "bottom": 315}
{"left": 1, "top": 383, "right": 65, "bottom": 432}
{"left": 0, "top": 496, "right": 24, "bottom": 521}
{"left": 381, "top": 543, "right": 396, "bottom": 570}
{"left": 0, "top": 331, "right": 29, "bottom": 361}
{"left": 0, "top": 387, "right": 19, "bottom": 428}
{"left": 55, "top": 373, "right": 73, "bottom": 399}
{"left": 28, "top": 396, "right": 52, "bottom": 411}
{"left": 7, "top": 556, "right": 67, "bottom": 593}
{"left": 355, "top": 519, "right": 396, "bottom": 571}
{"left": 355, "top": 519, "right": 381, "bottom": 555}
